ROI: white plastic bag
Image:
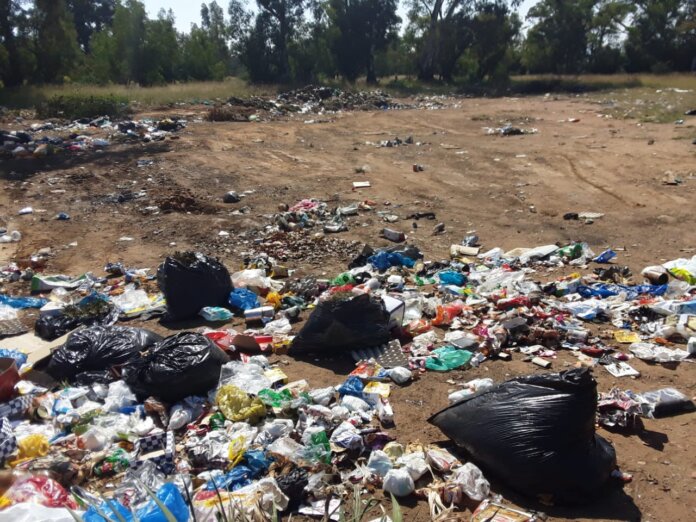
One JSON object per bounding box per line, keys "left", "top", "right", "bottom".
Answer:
{"left": 397, "top": 452, "right": 428, "bottom": 481}
{"left": 451, "top": 462, "right": 490, "bottom": 501}
{"left": 367, "top": 450, "right": 393, "bottom": 478}
{"left": 383, "top": 467, "right": 415, "bottom": 497}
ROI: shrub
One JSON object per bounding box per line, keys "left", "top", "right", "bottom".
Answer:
{"left": 37, "top": 94, "right": 130, "bottom": 120}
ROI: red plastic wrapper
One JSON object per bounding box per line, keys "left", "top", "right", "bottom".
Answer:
{"left": 4, "top": 475, "right": 78, "bottom": 509}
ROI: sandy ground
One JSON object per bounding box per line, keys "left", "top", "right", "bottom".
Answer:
{"left": 1, "top": 94, "right": 695, "bottom": 521}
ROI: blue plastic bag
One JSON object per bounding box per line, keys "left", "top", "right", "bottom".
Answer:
{"left": 0, "top": 295, "right": 47, "bottom": 309}
{"left": 0, "top": 349, "right": 28, "bottom": 367}
{"left": 337, "top": 376, "right": 364, "bottom": 398}
{"left": 83, "top": 483, "right": 189, "bottom": 522}
{"left": 593, "top": 249, "right": 617, "bottom": 264}
{"left": 244, "top": 450, "right": 271, "bottom": 477}
{"left": 204, "top": 465, "right": 252, "bottom": 491}
{"left": 368, "top": 251, "right": 415, "bottom": 272}
{"left": 84, "top": 499, "right": 134, "bottom": 522}
{"left": 228, "top": 288, "right": 259, "bottom": 311}
{"left": 578, "top": 283, "right": 667, "bottom": 300}
{"left": 438, "top": 271, "right": 467, "bottom": 286}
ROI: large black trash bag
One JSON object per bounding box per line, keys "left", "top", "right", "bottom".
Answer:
{"left": 157, "top": 252, "right": 233, "bottom": 321}
{"left": 46, "top": 326, "right": 162, "bottom": 381}
{"left": 429, "top": 368, "right": 617, "bottom": 503}
{"left": 289, "top": 293, "right": 391, "bottom": 355}
{"left": 123, "top": 332, "right": 229, "bottom": 403}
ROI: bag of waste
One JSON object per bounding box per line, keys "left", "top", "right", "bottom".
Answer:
{"left": 290, "top": 293, "right": 391, "bottom": 355}
{"left": 383, "top": 467, "right": 415, "bottom": 497}
{"left": 157, "top": 252, "right": 232, "bottom": 321}
{"left": 429, "top": 368, "right": 617, "bottom": 503}
{"left": 35, "top": 296, "right": 119, "bottom": 341}
{"left": 123, "top": 332, "right": 229, "bottom": 403}
{"left": 46, "top": 326, "right": 162, "bottom": 381}
{"left": 639, "top": 388, "right": 695, "bottom": 418}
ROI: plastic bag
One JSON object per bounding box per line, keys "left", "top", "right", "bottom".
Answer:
{"left": 368, "top": 251, "right": 416, "bottom": 272}
{"left": 629, "top": 343, "right": 690, "bottom": 363}
{"left": 228, "top": 288, "right": 260, "bottom": 312}
{"left": 448, "top": 378, "right": 495, "bottom": 404}
{"left": 0, "top": 349, "right": 28, "bottom": 368}
{"left": 450, "top": 462, "right": 490, "bottom": 502}
{"left": 231, "top": 269, "right": 270, "bottom": 289}
{"left": 83, "top": 482, "right": 188, "bottom": 522}
{"left": 123, "top": 332, "right": 229, "bottom": 402}
{"left": 387, "top": 367, "right": 412, "bottom": 384}
{"left": 3, "top": 476, "right": 77, "bottom": 509}
{"left": 157, "top": 252, "right": 232, "bottom": 321}
{"left": 397, "top": 452, "right": 428, "bottom": 481}
{"left": 367, "top": 450, "right": 393, "bottom": 478}
{"left": 0, "top": 295, "right": 47, "bottom": 309}
{"left": 47, "top": 326, "right": 162, "bottom": 381}
{"left": 35, "top": 297, "right": 119, "bottom": 341}
{"left": 429, "top": 368, "right": 616, "bottom": 503}
{"left": 337, "top": 376, "right": 364, "bottom": 398}
{"left": 383, "top": 468, "right": 415, "bottom": 497}
{"left": 438, "top": 271, "right": 467, "bottom": 286}
{"left": 199, "top": 307, "right": 233, "bottom": 322}
{"left": 425, "top": 347, "right": 472, "bottom": 372}
{"left": 639, "top": 388, "right": 695, "bottom": 418}
{"left": 216, "top": 385, "right": 266, "bottom": 423}
{"left": 218, "top": 361, "right": 271, "bottom": 395}
{"left": 290, "top": 294, "right": 391, "bottom": 355}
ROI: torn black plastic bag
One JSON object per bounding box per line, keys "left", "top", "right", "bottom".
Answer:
{"left": 123, "top": 332, "right": 229, "bottom": 403}
{"left": 289, "top": 293, "right": 391, "bottom": 355}
{"left": 34, "top": 298, "right": 119, "bottom": 341}
{"left": 157, "top": 252, "right": 233, "bottom": 321}
{"left": 46, "top": 326, "right": 162, "bottom": 381}
{"left": 429, "top": 368, "right": 617, "bottom": 503}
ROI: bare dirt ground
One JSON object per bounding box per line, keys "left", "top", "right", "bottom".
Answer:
{"left": 1, "top": 94, "right": 696, "bottom": 521}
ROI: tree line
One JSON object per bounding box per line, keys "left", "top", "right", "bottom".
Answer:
{"left": 0, "top": 0, "right": 694, "bottom": 88}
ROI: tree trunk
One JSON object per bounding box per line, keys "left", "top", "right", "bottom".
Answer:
{"left": 366, "top": 45, "right": 377, "bottom": 84}
{"left": 278, "top": 13, "right": 289, "bottom": 82}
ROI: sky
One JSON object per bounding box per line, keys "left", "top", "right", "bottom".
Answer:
{"left": 142, "top": 0, "right": 538, "bottom": 32}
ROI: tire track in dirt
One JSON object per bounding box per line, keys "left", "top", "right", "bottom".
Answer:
{"left": 562, "top": 154, "right": 627, "bottom": 204}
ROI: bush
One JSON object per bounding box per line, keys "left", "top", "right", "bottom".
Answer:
{"left": 37, "top": 94, "right": 130, "bottom": 120}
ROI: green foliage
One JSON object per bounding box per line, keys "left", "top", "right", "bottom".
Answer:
{"left": 0, "top": 0, "right": 694, "bottom": 92}
{"left": 37, "top": 93, "right": 129, "bottom": 119}
{"left": 328, "top": 0, "right": 400, "bottom": 84}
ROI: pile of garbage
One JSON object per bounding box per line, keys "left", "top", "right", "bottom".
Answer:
{"left": 0, "top": 233, "right": 694, "bottom": 519}
{"left": 0, "top": 117, "right": 186, "bottom": 159}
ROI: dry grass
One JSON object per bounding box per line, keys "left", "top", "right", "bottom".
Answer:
{"left": 0, "top": 78, "right": 278, "bottom": 109}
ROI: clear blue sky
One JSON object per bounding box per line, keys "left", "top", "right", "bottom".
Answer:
{"left": 142, "top": 0, "right": 538, "bottom": 32}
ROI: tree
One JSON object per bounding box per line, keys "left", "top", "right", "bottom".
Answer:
{"left": 0, "top": 0, "right": 35, "bottom": 86}
{"left": 251, "top": 0, "right": 307, "bottom": 82}
{"left": 625, "top": 0, "right": 696, "bottom": 72}
{"left": 142, "top": 9, "right": 179, "bottom": 84}
{"left": 66, "top": 0, "right": 115, "bottom": 52}
{"left": 522, "top": 0, "right": 595, "bottom": 74}
{"left": 328, "top": 0, "right": 400, "bottom": 84}
{"left": 201, "top": 1, "right": 230, "bottom": 67}
{"left": 34, "top": 0, "right": 81, "bottom": 82}
{"left": 407, "top": 0, "right": 519, "bottom": 81}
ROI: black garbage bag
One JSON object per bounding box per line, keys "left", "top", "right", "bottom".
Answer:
{"left": 429, "top": 368, "right": 617, "bottom": 503}
{"left": 157, "top": 252, "right": 233, "bottom": 321}
{"left": 123, "top": 332, "right": 229, "bottom": 402}
{"left": 35, "top": 299, "right": 119, "bottom": 341}
{"left": 289, "top": 293, "right": 391, "bottom": 355}
{"left": 46, "top": 326, "right": 162, "bottom": 381}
